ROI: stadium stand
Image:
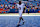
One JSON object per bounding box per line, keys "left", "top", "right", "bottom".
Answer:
{"left": 0, "top": 0, "right": 40, "bottom": 13}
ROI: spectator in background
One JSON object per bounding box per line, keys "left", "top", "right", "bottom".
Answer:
{"left": 4, "top": 4, "right": 5, "bottom": 8}
{"left": 38, "top": 7, "right": 40, "bottom": 13}
{"left": 5, "top": 5, "right": 7, "bottom": 8}
{"left": 12, "top": 6, "right": 15, "bottom": 9}
{"left": 8, "top": 4, "right": 10, "bottom": 7}
{"left": 6, "top": 0, "right": 7, "bottom": 2}
{"left": 10, "top": 6, "right": 12, "bottom": 9}
{"left": 35, "top": 0, "right": 37, "bottom": 1}
{"left": 35, "top": 6, "right": 37, "bottom": 9}
{"left": 6, "top": 0, "right": 9, "bottom": 2}
{"left": 39, "top": 7, "right": 40, "bottom": 9}
{"left": 37, "top": 3, "right": 39, "bottom": 6}
{"left": 30, "top": 3, "right": 33, "bottom": 7}
{"left": 35, "top": 3, "right": 39, "bottom": 9}
{"left": 14, "top": 2, "right": 16, "bottom": 5}
{"left": 1, "top": 4, "right": 3, "bottom": 8}
{"left": 7, "top": 4, "right": 10, "bottom": 9}
{"left": 32, "top": 6, "right": 35, "bottom": 9}
{"left": 30, "top": 3, "right": 33, "bottom": 9}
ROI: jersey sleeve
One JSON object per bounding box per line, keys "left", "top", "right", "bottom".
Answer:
{"left": 23, "top": 3, "right": 25, "bottom": 8}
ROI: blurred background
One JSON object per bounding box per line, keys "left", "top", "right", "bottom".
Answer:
{"left": 0, "top": 0, "right": 40, "bottom": 13}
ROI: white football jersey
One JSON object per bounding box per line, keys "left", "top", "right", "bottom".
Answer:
{"left": 16, "top": 3, "right": 25, "bottom": 10}
{"left": 16, "top": 3, "right": 25, "bottom": 17}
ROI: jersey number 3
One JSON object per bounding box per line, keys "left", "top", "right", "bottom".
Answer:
{"left": 19, "top": 7, "right": 21, "bottom": 10}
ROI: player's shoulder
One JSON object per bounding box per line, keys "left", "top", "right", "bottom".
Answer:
{"left": 21, "top": 3, "right": 24, "bottom": 5}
